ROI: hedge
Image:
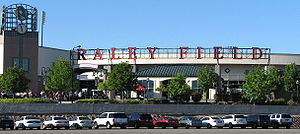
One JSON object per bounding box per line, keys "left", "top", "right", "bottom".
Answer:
{"left": 75, "top": 98, "right": 162, "bottom": 104}
{"left": 0, "top": 98, "right": 55, "bottom": 103}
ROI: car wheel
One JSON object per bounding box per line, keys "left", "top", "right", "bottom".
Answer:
{"left": 262, "top": 126, "right": 268, "bottom": 129}
{"left": 173, "top": 126, "right": 178, "bottom": 129}
{"left": 134, "top": 123, "right": 139, "bottom": 129}
{"left": 21, "top": 124, "right": 26, "bottom": 130}
{"left": 228, "top": 123, "right": 233, "bottom": 129}
{"left": 120, "top": 126, "right": 126, "bottom": 129}
{"left": 89, "top": 127, "right": 93, "bottom": 129}
{"left": 148, "top": 126, "right": 154, "bottom": 129}
{"left": 10, "top": 127, "right": 14, "bottom": 130}
{"left": 37, "top": 127, "right": 41, "bottom": 130}
{"left": 286, "top": 125, "right": 291, "bottom": 129}
{"left": 161, "top": 124, "right": 166, "bottom": 129}
{"left": 207, "top": 124, "right": 212, "bottom": 129}
{"left": 218, "top": 126, "right": 223, "bottom": 129}
{"left": 252, "top": 124, "right": 257, "bottom": 129}
{"left": 273, "top": 123, "right": 279, "bottom": 129}
{"left": 50, "top": 124, "right": 54, "bottom": 130}
{"left": 185, "top": 125, "right": 190, "bottom": 129}
{"left": 196, "top": 126, "right": 201, "bottom": 129}
{"left": 75, "top": 124, "right": 80, "bottom": 129}
{"left": 106, "top": 122, "right": 112, "bottom": 129}
{"left": 93, "top": 122, "right": 99, "bottom": 129}
{"left": 65, "top": 127, "right": 70, "bottom": 130}
{"left": 3, "top": 127, "right": 6, "bottom": 130}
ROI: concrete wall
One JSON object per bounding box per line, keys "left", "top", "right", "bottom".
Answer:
{"left": 1, "top": 103, "right": 300, "bottom": 115}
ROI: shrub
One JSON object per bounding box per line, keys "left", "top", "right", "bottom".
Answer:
{"left": 270, "top": 98, "right": 286, "bottom": 105}
{"left": 75, "top": 99, "right": 109, "bottom": 104}
{"left": 0, "top": 98, "right": 55, "bottom": 103}
{"left": 122, "top": 99, "right": 141, "bottom": 104}
{"left": 192, "top": 92, "right": 202, "bottom": 103}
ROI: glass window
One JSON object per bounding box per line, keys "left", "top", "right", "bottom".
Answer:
{"left": 100, "top": 113, "right": 107, "bottom": 118}
{"left": 192, "top": 80, "right": 201, "bottom": 92}
{"left": 23, "top": 58, "right": 29, "bottom": 72}
{"left": 138, "top": 80, "right": 154, "bottom": 98}
{"left": 79, "top": 117, "right": 90, "bottom": 120}
{"left": 54, "top": 117, "right": 66, "bottom": 120}
{"left": 276, "top": 115, "right": 280, "bottom": 118}
{"left": 13, "top": 58, "right": 20, "bottom": 67}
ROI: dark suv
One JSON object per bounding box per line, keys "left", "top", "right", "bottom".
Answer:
{"left": 127, "top": 113, "right": 154, "bottom": 129}
{"left": 246, "top": 114, "right": 271, "bottom": 128}
{"left": 0, "top": 116, "right": 14, "bottom": 130}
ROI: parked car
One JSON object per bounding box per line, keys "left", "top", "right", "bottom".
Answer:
{"left": 201, "top": 116, "right": 224, "bottom": 128}
{"left": 222, "top": 114, "right": 247, "bottom": 128}
{"left": 127, "top": 113, "right": 154, "bottom": 129}
{"left": 153, "top": 116, "right": 180, "bottom": 129}
{"left": 42, "top": 116, "right": 70, "bottom": 129}
{"left": 269, "top": 113, "right": 293, "bottom": 129}
{"left": 246, "top": 114, "right": 271, "bottom": 128}
{"left": 69, "top": 116, "right": 93, "bottom": 129}
{"left": 0, "top": 116, "right": 14, "bottom": 130}
{"left": 15, "top": 116, "right": 42, "bottom": 130}
{"left": 93, "top": 112, "right": 128, "bottom": 129}
{"left": 179, "top": 116, "right": 202, "bottom": 129}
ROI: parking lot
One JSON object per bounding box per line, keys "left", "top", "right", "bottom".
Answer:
{"left": 0, "top": 128, "right": 299, "bottom": 134}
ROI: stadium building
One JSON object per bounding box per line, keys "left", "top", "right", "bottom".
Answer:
{"left": 1, "top": 4, "right": 300, "bottom": 99}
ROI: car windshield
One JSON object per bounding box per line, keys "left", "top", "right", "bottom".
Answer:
{"left": 79, "top": 117, "right": 91, "bottom": 120}
{"left": 54, "top": 117, "right": 67, "bottom": 120}
{"left": 235, "top": 115, "right": 245, "bottom": 118}
{"left": 26, "top": 117, "right": 40, "bottom": 120}
{"left": 164, "top": 117, "right": 174, "bottom": 120}
{"left": 189, "top": 117, "right": 200, "bottom": 121}
{"left": 140, "top": 114, "right": 152, "bottom": 120}
{"left": 282, "top": 114, "right": 291, "bottom": 118}
{"left": 211, "top": 117, "right": 220, "bottom": 120}
{"left": 111, "top": 113, "right": 127, "bottom": 118}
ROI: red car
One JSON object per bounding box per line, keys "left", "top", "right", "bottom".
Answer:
{"left": 153, "top": 116, "right": 179, "bottom": 129}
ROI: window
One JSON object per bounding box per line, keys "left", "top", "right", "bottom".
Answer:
{"left": 138, "top": 80, "right": 154, "bottom": 98}
{"left": 100, "top": 113, "right": 107, "bottom": 118}
{"left": 23, "top": 58, "right": 29, "bottom": 71}
{"left": 192, "top": 80, "right": 201, "bottom": 92}
{"left": 12, "top": 58, "right": 29, "bottom": 72}
{"left": 276, "top": 115, "right": 280, "bottom": 118}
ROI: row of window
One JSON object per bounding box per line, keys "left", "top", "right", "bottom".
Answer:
{"left": 12, "top": 57, "right": 29, "bottom": 72}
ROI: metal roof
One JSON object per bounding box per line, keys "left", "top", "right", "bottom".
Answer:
{"left": 136, "top": 65, "right": 200, "bottom": 77}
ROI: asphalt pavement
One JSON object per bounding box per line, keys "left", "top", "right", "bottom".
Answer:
{"left": 0, "top": 128, "right": 299, "bottom": 134}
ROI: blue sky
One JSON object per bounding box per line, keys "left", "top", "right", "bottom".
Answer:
{"left": 1, "top": 0, "right": 300, "bottom": 53}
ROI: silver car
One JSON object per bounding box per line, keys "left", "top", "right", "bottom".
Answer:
{"left": 179, "top": 116, "right": 202, "bottom": 129}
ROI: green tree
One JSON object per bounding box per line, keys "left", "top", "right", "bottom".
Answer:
{"left": 0, "top": 67, "right": 30, "bottom": 100}
{"left": 166, "top": 73, "right": 191, "bottom": 103}
{"left": 242, "top": 67, "right": 281, "bottom": 103}
{"left": 198, "top": 66, "right": 218, "bottom": 103}
{"left": 283, "top": 63, "right": 299, "bottom": 99}
{"left": 100, "top": 62, "right": 137, "bottom": 99}
{"left": 45, "top": 57, "right": 78, "bottom": 100}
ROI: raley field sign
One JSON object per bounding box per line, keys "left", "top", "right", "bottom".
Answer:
{"left": 76, "top": 47, "right": 270, "bottom": 60}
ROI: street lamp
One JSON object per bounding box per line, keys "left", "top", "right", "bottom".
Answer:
{"left": 296, "top": 79, "right": 299, "bottom": 103}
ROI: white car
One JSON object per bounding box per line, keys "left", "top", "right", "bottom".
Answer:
{"left": 201, "top": 116, "right": 224, "bottom": 128}
{"left": 15, "top": 116, "right": 42, "bottom": 130}
{"left": 42, "top": 116, "right": 69, "bottom": 129}
{"left": 69, "top": 116, "right": 93, "bottom": 129}
{"left": 269, "top": 113, "right": 293, "bottom": 129}
{"left": 222, "top": 114, "right": 247, "bottom": 128}
{"left": 93, "top": 112, "right": 128, "bottom": 129}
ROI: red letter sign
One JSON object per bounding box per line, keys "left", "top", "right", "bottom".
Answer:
{"left": 214, "top": 47, "right": 223, "bottom": 59}
{"left": 233, "top": 47, "right": 243, "bottom": 59}
{"left": 128, "top": 47, "right": 137, "bottom": 59}
{"left": 78, "top": 49, "right": 86, "bottom": 60}
{"left": 147, "top": 47, "right": 158, "bottom": 59}
{"left": 111, "top": 48, "right": 120, "bottom": 60}
{"left": 180, "top": 47, "right": 189, "bottom": 59}
{"left": 252, "top": 48, "right": 263, "bottom": 60}
{"left": 197, "top": 47, "right": 203, "bottom": 59}
{"left": 93, "top": 49, "right": 104, "bottom": 60}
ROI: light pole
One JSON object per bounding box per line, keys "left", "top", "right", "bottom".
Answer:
{"left": 296, "top": 79, "right": 299, "bottom": 103}
{"left": 146, "top": 77, "right": 149, "bottom": 99}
